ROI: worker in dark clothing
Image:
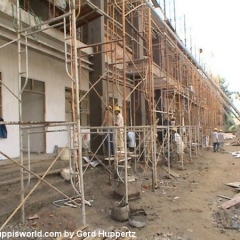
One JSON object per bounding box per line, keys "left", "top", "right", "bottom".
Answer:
{"left": 0, "top": 118, "right": 7, "bottom": 138}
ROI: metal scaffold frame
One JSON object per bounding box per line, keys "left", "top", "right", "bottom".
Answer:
{"left": 0, "top": 0, "right": 87, "bottom": 230}
{"left": 0, "top": 0, "right": 239, "bottom": 231}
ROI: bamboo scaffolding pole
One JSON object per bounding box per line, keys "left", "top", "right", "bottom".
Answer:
{"left": 16, "top": 0, "right": 25, "bottom": 223}
{"left": 121, "top": 0, "right": 129, "bottom": 204}
{"left": 0, "top": 0, "right": 89, "bottom": 226}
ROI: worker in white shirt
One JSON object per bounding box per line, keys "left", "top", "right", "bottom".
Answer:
{"left": 171, "top": 127, "right": 184, "bottom": 160}
{"left": 114, "top": 106, "right": 124, "bottom": 152}
{"left": 218, "top": 129, "right": 224, "bottom": 151}
{"left": 212, "top": 128, "right": 219, "bottom": 152}
{"left": 127, "top": 131, "right": 136, "bottom": 152}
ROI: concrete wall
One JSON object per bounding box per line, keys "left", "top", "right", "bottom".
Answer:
{"left": 0, "top": 38, "right": 90, "bottom": 159}
{"left": 0, "top": 1, "right": 92, "bottom": 159}
{"left": 0, "top": 39, "right": 19, "bottom": 160}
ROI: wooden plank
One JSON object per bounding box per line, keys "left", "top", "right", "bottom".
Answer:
{"left": 225, "top": 182, "right": 240, "bottom": 188}
{"left": 217, "top": 195, "right": 232, "bottom": 200}
{"left": 221, "top": 196, "right": 240, "bottom": 209}
{"left": 162, "top": 166, "right": 180, "bottom": 178}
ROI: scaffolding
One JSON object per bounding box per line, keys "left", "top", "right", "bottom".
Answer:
{"left": 0, "top": 0, "right": 239, "bottom": 230}
{"left": 0, "top": 0, "right": 90, "bottom": 228}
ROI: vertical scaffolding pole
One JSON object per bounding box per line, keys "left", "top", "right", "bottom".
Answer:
{"left": 122, "top": 0, "right": 129, "bottom": 204}
{"left": 70, "top": 0, "right": 86, "bottom": 224}
{"left": 17, "top": 0, "right": 25, "bottom": 223}
{"left": 16, "top": 0, "right": 30, "bottom": 223}
{"left": 146, "top": 6, "right": 157, "bottom": 190}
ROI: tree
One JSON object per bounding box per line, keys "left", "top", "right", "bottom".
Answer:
{"left": 219, "top": 77, "right": 233, "bottom": 100}
{"left": 218, "top": 77, "right": 237, "bottom": 131}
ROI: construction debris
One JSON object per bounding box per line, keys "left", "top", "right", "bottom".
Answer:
{"left": 221, "top": 196, "right": 240, "bottom": 209}
{"left": 217, "top": 195, "right": 232, "bottom": 200}
{"left": 53, "top": 196, "right": 92, "bottom": 208}
{"left": 225, "top": 182, "right": 240, "bottom": 188}
{"left": 213, "top": 208, "right": 240, "bottom": 230}
{"left": 162, "top": 166, "right": 180, "bottom": 178}
{"left": 128, "top": 209, "right": 147, "bottom": 228}
{"left": 28, "top": 214, "right": 39, "bottom": 220}
{"left": 231, "top": 139, "right": 240, "bottom": 146}
{"left": 230, "top": 151, "right": 240, "bottom": 158}
{"left": 221, "top": 184, "right": 240, "bottom": 209}
{"left": 60, "top": 168, "right": 71, "bottom": 181}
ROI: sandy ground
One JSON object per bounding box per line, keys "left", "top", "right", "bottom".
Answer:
{"left": 3, "top": 140, "right": 240, "bottom": 240}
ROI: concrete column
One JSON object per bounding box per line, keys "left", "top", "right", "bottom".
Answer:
{"left": 87, "top": 0, "right": 106, "bottom": 154}
{"left": 128, "top": 12, "right": 146, "bottom": 126}
{"left": 132, "top": 11, "right": 144, "bottom": 59}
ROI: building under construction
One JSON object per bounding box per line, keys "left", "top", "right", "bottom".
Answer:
{"left": 0, "top": 0, "right": 240, "bottom": 228}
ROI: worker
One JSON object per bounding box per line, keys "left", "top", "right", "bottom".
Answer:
{"left": 202, "top": 129, "right": 209, "bottom": 147}
{"left": 170, "top": 116, "right": 176, "bottom": 126}
{"left": 212, "top": 128, "right": 219, "bottom": 152}
{"left": 218, "top": 129, "right": 224, "bottom": 151}
{"left": 114, "top": 106, "right": 124, "bottom": 152}
{"left": 101, "top": 105, "right": 114, "bottom": 156}
{"left": 0, "top": 118, "right": 7, "bottom": 138}
{"left": 171, "top": 127, "right": 184, "bottom": 160}
{"left": 158, "top": 115, "right": 170, "bottom": 144}
{"left": 127, "top": 131, "right": 136, "bottom": 152}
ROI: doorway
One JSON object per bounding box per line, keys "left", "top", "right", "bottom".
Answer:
{"left": 22, "top": 79, "right": 45, "bottom": 153}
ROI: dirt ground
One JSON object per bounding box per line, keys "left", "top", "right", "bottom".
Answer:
{"left": 3, "top": 140, "right": 240, "bottom": 240}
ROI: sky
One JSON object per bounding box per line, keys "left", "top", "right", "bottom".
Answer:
{"left": 158, "top": 0, "right": 240, "bottom": 109}
{"left": 173, "top": 0, "right": 240, "bottom": 91}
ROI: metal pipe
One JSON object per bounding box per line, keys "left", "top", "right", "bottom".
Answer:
{"left": 20, "top": 33, "right": 28, "bottom": 94}
{"left": 17, "top": 0, "right": 25, "bottom": 224}
{"left": 24, "top": 129, "right": 31, "bottom": 193}
{"left": 0, "top": 80, "right": 21, "bottom": 101}
{"left": 71, "top": 0, "right": 86, "bottom": 225}
{"left": 0, "top": 37, "right": 20, "bottom": 48}
{"left": 122, "top": 0, "right": 129, "bottom": 205}
{"left": 64, "top": 16, "right": 76, "bottom": 83}
{"left": 167, "top": 126, "right": 170, "bottom": 178}
{"left": 173, "top": 0, "right": 176, "bottom": 31}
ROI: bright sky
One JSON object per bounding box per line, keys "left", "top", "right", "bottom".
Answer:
{"left": 163, "top": 0, "right": 240, "bottom": 109}
{"left": 159, "top": 0, "right": 239, "bottom": 92}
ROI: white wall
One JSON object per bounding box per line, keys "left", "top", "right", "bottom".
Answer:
{"left": 0, "top": 39, "right": 90, "bottom": 158}
{"left": 0, "top": 39, "right": 19, "bottom": 159}
{"left": 0, "top": 2, "right": 92, "bottom": 159}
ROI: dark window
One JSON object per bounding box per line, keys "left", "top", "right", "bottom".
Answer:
{"left": 21, "top": 78, "right": 45, "bottom": 94}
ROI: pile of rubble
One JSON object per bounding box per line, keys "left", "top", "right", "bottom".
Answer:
{"left": 213, "top": 182, "right": 240, "bottom": 231}
{"left": 213, "top": 208, "right": 240, "bottom": 230}
{"left": 231, "top": 138, "right": 240, "bottom": 146}
{"left": 230, "top": 151, "right": 240, "bottom": 158}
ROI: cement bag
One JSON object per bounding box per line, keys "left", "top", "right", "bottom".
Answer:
{"left": 60, "top": 168, "right": 71, "bottom": 181}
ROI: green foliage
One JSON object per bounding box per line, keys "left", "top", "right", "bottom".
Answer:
{"left": 226, "top": 115, "right": 235, "bottom": 131}
{"left": 228, "top": 124, "right": 240, "bottom": 132}
{"left": 218, "top": 77, "right": 240, "bottom": 131}
{"left": 219, "top": 77, "right": 233, "bottom": 101}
